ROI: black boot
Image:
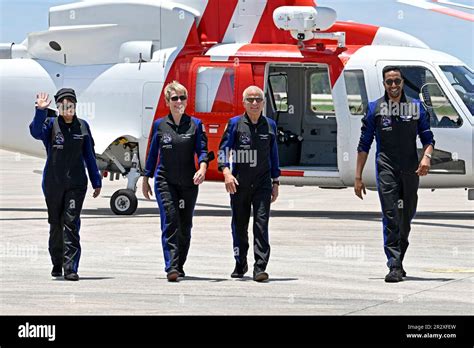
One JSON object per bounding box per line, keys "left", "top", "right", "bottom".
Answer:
{"left": 64, "top": 272, "right": 79, "bottom": 281}
{"left": 385, "top": 268, "right": 403, "bottom": 283}
{"left": 231, "top": 262, "right": 248, "bottom": 278}
{"left": 51, "top": 265, "right": 62, "bottom": 277}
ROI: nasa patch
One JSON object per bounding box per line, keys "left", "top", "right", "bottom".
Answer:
{"left": 239, "top": 133, "right": 251, "bottom": 145}
{"left": 381, "top": 115, "right": 392, "bottom": 130}
{"left": 54, "top": 132, "right": 65, "bottom": 145}
{"left": 162, "top": 133, "right": 172, "bottom": 144}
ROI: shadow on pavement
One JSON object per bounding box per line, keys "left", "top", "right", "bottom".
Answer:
{"left": 236, "top": 276, "right": 298, "bottom": 282}
{"left": 368, "top": 277, "right": 455, "bottom": 281}
{"left": 52, "top": 277, "right": 115, "bottom": 281}
{"left": 178, "top": 276, "right": 228, "bottom": 282}
{"left": 404, "top": 276, "right": 455, "bottom": 281}
{"left": 2, "top": 207, "right": 473, "bottom": 222}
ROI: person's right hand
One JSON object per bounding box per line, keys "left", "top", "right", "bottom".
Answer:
{"left": 142, "top": 179, "right": 153, "bottom": 200}
{"left": 92, "top": 187, "right": 101, "bottom": 198}
{"left": 354, "top": 178, "right": 366, "bottom": 200}
{"left": 36, "top": 92, "right": 51, "bottom": 110}
{"left": 224, "top": 173, "right": 239, "bottom": 194}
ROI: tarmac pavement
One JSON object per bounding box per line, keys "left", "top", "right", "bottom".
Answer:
{"left": 0, "top": 149, "right": 473, "bottom": 315}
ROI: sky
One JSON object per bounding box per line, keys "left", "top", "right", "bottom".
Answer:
{"left": 318, "top": 0, "right": 474, "bottom": 67}
{"left": 0, "top": 0, "right": 472, "bottom": 67}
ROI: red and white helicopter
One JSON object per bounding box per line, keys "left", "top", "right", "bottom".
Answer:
{"left": 0, "top": 0, "right": 472, "bottom": 214}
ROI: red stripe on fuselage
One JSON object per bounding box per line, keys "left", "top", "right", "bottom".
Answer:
{"left": 197, "top": 0, "right": 239, "bottom": 44}
{"left": 431, "top": 6, "right": 474, "bottom": 21}
{"left": 281, "top": 170, "right": 304, "bottom": 177}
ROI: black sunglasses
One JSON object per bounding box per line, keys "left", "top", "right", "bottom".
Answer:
{"left": 245, "top": 97, "right": 264, "bottom": 103}
{"left": 385, "top": 78, "right": 403, "bottom": 86}
{"left": 170, "top": 95, "right": 187, "bottom": 101}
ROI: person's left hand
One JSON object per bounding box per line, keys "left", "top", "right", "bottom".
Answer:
{"left": 193, "top": 168, "right": 206, "bottom": 185}
{"left": 93, "top": 187, "right": 101, "bottom": 198}
{"left": 416, "top": 156, "right": 431, "bottom": 176}
{"left": 271, "top": 184, "right": 279, "bottom": 203}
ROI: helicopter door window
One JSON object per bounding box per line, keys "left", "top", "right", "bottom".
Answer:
{"left": 195, "top": 66, "right": 235, "bottom": 114}
{"left": 309, "top": 69, "right": 335, "bottom": 118}
{"left": 396, "top": 66, "right": 462, "bottom": 128}
{"left": 344, "top": 70, "right": 368, "bottom": 116}
{"left": 268, "top": 73, "right": 289, "bottom": 112}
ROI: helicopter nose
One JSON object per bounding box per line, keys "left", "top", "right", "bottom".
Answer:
{"left": 0, "top": 58, "right": 58, "bottom": 156}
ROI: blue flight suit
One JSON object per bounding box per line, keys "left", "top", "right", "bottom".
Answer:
{"left": 358, "top": 92, "right": 435, "bottom": 269}
{"left": 218, "top": 113, "right": 280, "bottom": 273}
{"left": 144, "top": 114, "right": 209, "bottom": 273}
{"left": 29, "top": 108, "right": 102, "bottom": 275}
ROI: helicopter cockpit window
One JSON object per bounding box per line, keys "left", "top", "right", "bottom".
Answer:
{"left": 440, "top": 65, "right": 474, "bottom": 117}
{"left": 398, "top": 66, "right": 462, "bottom": 128}
{"left": 344, "top": 70, "right": 368, "bottom": 116}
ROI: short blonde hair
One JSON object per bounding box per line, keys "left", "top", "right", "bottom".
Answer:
{"left": 164, "top": 81, "right": 188, "bottom": 102}
{"left": 242, "top": 85, "right": 264, "bottom": 101}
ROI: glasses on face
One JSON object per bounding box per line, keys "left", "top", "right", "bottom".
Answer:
{"left": 170, "top": 95, "right": 187, "bottom": 102}
{"left": 245, "top": 97, "right": 264, "bottom": 104}
{"left": 385, "top": 78, "right": 403, "bottom": 86}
